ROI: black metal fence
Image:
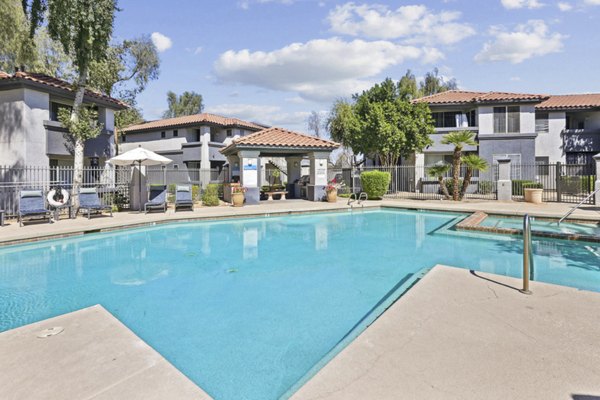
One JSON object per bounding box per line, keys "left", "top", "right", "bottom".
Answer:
{"left": 0, "top": 165, "right": 131, "bottom": 217}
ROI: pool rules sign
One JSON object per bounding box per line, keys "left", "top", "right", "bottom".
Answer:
{"left": 243, "top": 158, "right": 258, "bottom": 187}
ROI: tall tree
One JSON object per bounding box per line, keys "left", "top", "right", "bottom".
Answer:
{"left": 398, "top": 70, "right": 419, "bottom": 101}
{"left": 0, "top": 0, "right": 34, "bottom": 72}
{"left": 419, "top": 67, "right": 457, "bottom": 97}
{"left": 163, "top": 91, "right": 203, "bottom": 118}
{"left": 328, "top": 78, "right": 434, "bottom": 167}
{"left": 307, "top": 111, "right": 326, "bottom": 138}
{"left": 48, "top": 0, "right": 117, "bottom": 213}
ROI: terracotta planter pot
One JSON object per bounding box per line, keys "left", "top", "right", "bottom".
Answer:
{"left": 326, "top": 190, "right": 337, "bottom": 203}
{"left": 524, "top": 188, "right": 543, "bottom": 204}
{"left": 232, "top": 192, "right": 245, "bottom": 207}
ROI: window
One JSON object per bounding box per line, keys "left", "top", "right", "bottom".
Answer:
{"left": 494, "top": 106, "right": 520, "bottom": 133}
{"left": 226, "top": 129, "right": 232, "bottom": 137}
{"left": 195, "top": 129, "right": 201, "bottom": 142}
{"left": 566, "top": 152, "right": 595, "bottom": 165}
{"left": 50, "top": 102, "right": 73, "bottom": 122}
{"left": 535, "top": 112, "right": 549, "bottom": 134}
{"left": 173, "top": 130, "right": 178, "bottom": 137}
{"left": 535, "top": 156, "right": 549, "bottom": 175}
{"left": 431, "top": 111, "right": 476, "bottom": 129}
{"left": 122, "top": 134, "right": 126, "bottom": 143}
{"left": 161, "top": 131, "right": 166, "bottom": 138}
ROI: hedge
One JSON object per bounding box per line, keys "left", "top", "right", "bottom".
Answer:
{"left": 202, "top": 184, "right": 220, "bottom": 206}
{"left": 360, "top": 171, "right": 391, "bottom": 200}
{"left": 512, "top": 180, "right": 543, "bottom": 196}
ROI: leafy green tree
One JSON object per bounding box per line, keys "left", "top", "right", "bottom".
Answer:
{"left": 460, "top": 154, "right": 488, "bottom": 200}
{"left": 328, "top": 78, "right": 434, "bottom": 167}
{"left": 419, "top": 67, "right": 457, "bottom": 97}
{"left": 441, "top": 130, "right": 477, "bottom": 201}
{"left": 163, "top": 91, "right": 204, "bottom": 118}
{"left": 47, "top": 0, "right": 117, "bottom": 213}
{"left": 0, "top": 0, "right": 34, "bottom": 72}
{"left": 22, "top": 0, "right": 47, "bottom": 38}
{"left": 398, "top": 70, "right": 419, "bottom": 101}
{"left": 427, "top": 163, "right": 451, "bottom": 200}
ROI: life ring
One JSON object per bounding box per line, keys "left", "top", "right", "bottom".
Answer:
{"left": 47, "top": 188, "right": 70, "bottom": 207}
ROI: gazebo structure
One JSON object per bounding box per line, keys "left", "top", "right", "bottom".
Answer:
{"left": 220, "top": 127, "right": 340, "bottom": 204}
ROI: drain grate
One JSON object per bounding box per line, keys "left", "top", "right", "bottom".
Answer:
{"left": 37, "top": 326, "right": 64, "bottom": 339}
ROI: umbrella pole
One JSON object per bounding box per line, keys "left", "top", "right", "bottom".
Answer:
{"left": 138, "top": 161, "right": 142, "bottom": 213}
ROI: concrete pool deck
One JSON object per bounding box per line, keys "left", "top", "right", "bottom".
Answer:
{"left": 0, "top": 305, "right": 211, "bottom": 400}
{"left": 292, "top": 266, "right": 600, "bottom": 400}
{"left": 0, "top": 198, "right": 599, "bottom": 246}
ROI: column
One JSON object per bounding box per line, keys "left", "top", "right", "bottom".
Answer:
{"left": 414, "top": 153, "right": 425, "bottom": 192}
{"left": 594, "top": 154, "right": 600, "bottom": 206}
{"left": 308, "top": 152, "right": 329, "bottom": 201}
{"left": 129, "top": 165, "right": 148, "bottom": 211}
{"left": 239, "top": 150, "right": 261, "bottom": 205}
{"left": 286, "top": 156, "right": 303, "bottom": 198}
{"left": 496, "top": 158, "right": 512, "bottom": 202}
{"left": 200, "top": 126, "right": 211, "bottom": 171}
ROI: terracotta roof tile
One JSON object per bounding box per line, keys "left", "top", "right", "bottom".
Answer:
{"left": 122, "top": 113, "right": 265, "bottom": 132}
{"left": 222, "top": 127, "right": 339, "bottom": 152}
{"left": 537, "top": 94, "right": 600, "bottom": 110}
{"left": 0, "top": 71, "right": 127, "bottom": 108}
{"left": 413, "top": 90, "right": 486, "bottom": 104}
{"left": 414, "top": 90, "right": 548, "bottom": 105}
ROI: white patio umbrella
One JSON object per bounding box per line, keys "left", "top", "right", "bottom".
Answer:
{"left": 108, "top": 146, "right": 172, "bottom": 211}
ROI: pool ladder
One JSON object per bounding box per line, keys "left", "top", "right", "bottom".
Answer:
{"left": 557, "top": 187, "right": 600, "bottom": 225}
{"left": 348, "top": 192, "right": 368, "bottom": 208}
{"left": 521, "top": 214, "right": 534, "bottom": 295}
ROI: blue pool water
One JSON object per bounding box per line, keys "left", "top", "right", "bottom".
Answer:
{"left": 1, "top": 209, "right": 600, "bottom": 399}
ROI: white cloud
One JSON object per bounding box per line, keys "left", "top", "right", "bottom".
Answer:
{"left": 475, "top": 20, "right": 565, "bottom": 64}
{"left": 584, "top": 0, "right": 600, "bottom": 5}
{"left": 557, "top": 2, "right": 573, "bottom": 10}
{"left": 327, "top": 3, "right": 475, "bottom": 45}
{"left": 205, "top": 103, "right": 310, "bottom": 128}
{"left": 151, "top": 32, "right": 172, "bottom": 52}
{"left": 500, "top": 0, "right": 543, "bottom": 9}
{"left": 238, "top": 0, "right": 295, "bottom": 9}
{"left": 214, "top": 37, "right": 440, "bottom": 101}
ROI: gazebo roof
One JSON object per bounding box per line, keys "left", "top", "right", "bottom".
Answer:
{"left": 221, "top": 127, "right": 339, "bottom": 156}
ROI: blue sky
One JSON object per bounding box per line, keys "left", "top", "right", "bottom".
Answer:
{"left": 113, "top": 0, "right": 600, "bottom": 131}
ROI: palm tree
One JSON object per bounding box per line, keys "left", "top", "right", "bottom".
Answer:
{"left": 441, "top": 130, "right": 477, "bottom": 200}
{"left": 459, "top": 154, "right": 489, "bottom": 200}
{"left": 427, "top": 163, "right": 451, "bottom": 200}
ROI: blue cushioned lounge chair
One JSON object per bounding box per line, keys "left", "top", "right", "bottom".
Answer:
{"left": 18, "top": 190, "right": 52, "bottom": 227}
{"left": 79, "top": 187, "right": 113, "bottom": 219}
{"left": 145, "top": 185, "right": 167, "bottom": 214}
{"left": 174, "top": 185, "right": 194, "bottom": 212}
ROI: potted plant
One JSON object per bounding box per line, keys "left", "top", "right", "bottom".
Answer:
{"left": 231, "top": 186, "right": 247, "bottom": 207}
{"left": 325, "top": 178, "right": 344, "bottom": 203}
{"left": 523, "top": 183, "right": 544, "bottom": 204}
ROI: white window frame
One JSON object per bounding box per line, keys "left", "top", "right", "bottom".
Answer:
{"left": 493, "top": 106, "right": 520, "bottom": 134}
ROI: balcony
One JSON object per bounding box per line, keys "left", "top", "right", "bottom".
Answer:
{"left": 425, "top": 131, "right": 479, "bottom": 153}
{"left": 433, "top": 126, "right": 479, "bottom": 134}
{"left": 44, "top": 120, "right": 114, "bottom": 158}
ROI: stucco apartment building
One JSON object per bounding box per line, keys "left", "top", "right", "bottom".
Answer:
{"left": 0, "top": 70, "right": 127, "bottom": 168}
{"left": 413, "top": 90, "right": 600, "bottom": 169}
{"left": 120, "top": 113, "right": 267, "bottom": 172}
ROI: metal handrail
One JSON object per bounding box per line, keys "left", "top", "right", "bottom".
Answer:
{"left": 558, "top": 187, "right": 600, "bottom": 225}
{"left": 348, "top": 192, "right": 368, "bottom": 207}
{"left": 521, "top": 214, "right": 534, "bottom": 294}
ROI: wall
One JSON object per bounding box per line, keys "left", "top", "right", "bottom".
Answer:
{"left": 535, "top": 111, "right": 566, "bottom": 163}
{"left": 0, "top": 89, "right": 27, "bottom": 167}
{"left": 478, "top": 134, "right": 537, "bottom": 166}
{"left": 23, "top": 89, "right": 51, "bottom": 167}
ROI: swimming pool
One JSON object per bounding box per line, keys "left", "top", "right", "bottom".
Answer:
{"left": 480, "top": 215, "right": 600, "bottom": 236}
{"left": 1, "top": 209, "right": 599, "bottom": 399}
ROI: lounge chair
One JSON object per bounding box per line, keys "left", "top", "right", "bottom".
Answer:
{"left": 79, "top": 187, "right": 113, "bottom": 219}
{"left": 18, "top": 190, "right": 52, "bottom": 227}
{"left": 145, "top": 185, "right": 167, "bottom": 214}
{"left": 174, "top": 185, "right": 194, "bottom": 212}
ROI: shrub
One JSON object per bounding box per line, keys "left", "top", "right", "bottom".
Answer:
{"left": 560, "top": 176, "right": 595, "bottom": 194}
{"left": 478, "top": 180, "right": 493, "bottom": 195}
{"left": 360, "top": 171, "right": 391, "bottom": 200}
{"left": 444, "top": 179, "right": 463, "bottom": 197}
{"left": 202, "top": 184, "right": 220, "bottom": 206}
{"left": 512, "top": 180, "right": 542, "bottom": 196}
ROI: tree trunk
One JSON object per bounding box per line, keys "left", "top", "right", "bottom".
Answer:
{"left": 439, "top": 176, "right": 451, "bottom": 199}
{"left": 452, "top": 147, "right": 462, "bottom": 201}
{"left": 459, "top": 168, "right": 473, "bottom": 200}
{"left": 70, "top": 64, "right": 89, "bottom": 217}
